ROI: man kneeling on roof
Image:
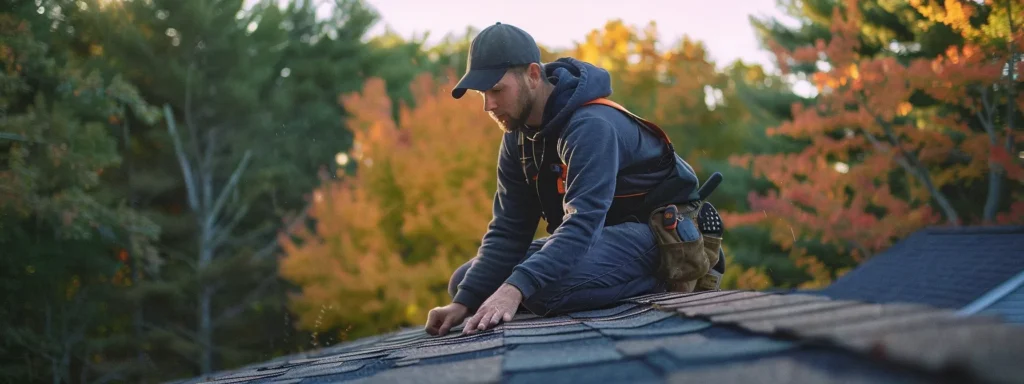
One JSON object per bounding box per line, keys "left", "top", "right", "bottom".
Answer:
{"left": 425, "top": 22, "right": 727, "bottom": 337}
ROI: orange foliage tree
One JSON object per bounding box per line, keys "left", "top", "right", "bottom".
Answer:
{"left": 731, "top": 0, "right": 1023, "bottom": 272}
{"left": 278, "top": 73, "right": 503, "bottom": 338}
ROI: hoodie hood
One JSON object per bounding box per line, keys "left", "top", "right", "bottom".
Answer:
{"left": 530, "top": 57, "right": 613, "bottom": 139}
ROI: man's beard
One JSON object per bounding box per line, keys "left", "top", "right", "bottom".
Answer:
{"left": 491, "top": 80, "right": 535, "bottom": 134}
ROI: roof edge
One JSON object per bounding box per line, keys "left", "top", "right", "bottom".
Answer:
{"left": 923, "top": 225, "right": 1024, "bottom": 235}
{"left": 957, "top": 268, "right": 1024, "bottom": 316}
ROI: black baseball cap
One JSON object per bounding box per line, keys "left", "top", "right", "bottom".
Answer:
{"left": 451, "top": 22, "right": 541, "bottom": 99}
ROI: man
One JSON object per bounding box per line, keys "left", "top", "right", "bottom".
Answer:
{"left": 424, "top": 22, "right": 725, "bottom": 337}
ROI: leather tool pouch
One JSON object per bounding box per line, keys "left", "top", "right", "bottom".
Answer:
{"left": 649, "top": 202, "right": 724, "bottom": 293}
{"left": 694, "top": 202, "right": 724, "bottom": 291}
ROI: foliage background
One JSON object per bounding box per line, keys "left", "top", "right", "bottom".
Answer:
{"left": 1, "top": 0, "right": 1020, "bottom": 382}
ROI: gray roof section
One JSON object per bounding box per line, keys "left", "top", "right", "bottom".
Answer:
{"left": 818, "top": 225, "right": 1024, "bottom": 308}
{"left": 170, "top": 290, "right": 1024, "bottom": 384}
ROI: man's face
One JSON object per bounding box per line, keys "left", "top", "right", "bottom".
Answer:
{"left": 479, "top": 69, "right": 535, "bottom": 133}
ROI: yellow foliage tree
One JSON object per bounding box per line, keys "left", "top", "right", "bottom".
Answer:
{"left": 566, "top": 20, "right": 750, "bottom": 165}
{"left": 279, "top": 73, "right": 503, "bottom": 339}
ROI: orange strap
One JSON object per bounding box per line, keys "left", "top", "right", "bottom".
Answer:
{"left": 552, "top": 98, "right": 673, "bottom": 198}
{"left": 582, "top": 98, "right": 673, "bottom": 145}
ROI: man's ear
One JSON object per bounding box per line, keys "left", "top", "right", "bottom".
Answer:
{"left": 528, "top": 63, "right": 544, "bottom": 87}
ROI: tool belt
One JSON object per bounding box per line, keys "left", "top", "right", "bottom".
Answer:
{"left": 648, "top": 174, "right": 725, "bottom": 293}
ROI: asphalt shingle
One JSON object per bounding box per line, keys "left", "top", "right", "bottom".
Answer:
{"left": 566, "top": 302, "right": 640, "bottom": 319}
{"left": 597, "top": 316, "right": 712, "bottom": 338}
{"left": 349, "top": 355, "right": 503, "bottom": 384}
{"left": 664, "top": 355, "right": 916, "bottom": 384}
{"left": 503, "top": 330, "right": 603, "bottom": 345}
{"left": 389, "top": 334, "right": 503, "bottom": 362}
{"left": 181, "top": 290, "right": 1024, "bottom": 384}
{"left": 503, "top": 322, "right": 591, "bottom": 336}
{"left": 502, "top": 337, "right": 623, "bottom": 372}
{"left": 506, "top": 359, "right": 661, "bottom": 384}
{"left": 661, "top": 336, "right": 799, "bottom": 364}
{"left": 819, "top": 226, "right": 1024, "bottom": 308}
{"left": 582, "top": 307, "right": 676, "bottom": 329}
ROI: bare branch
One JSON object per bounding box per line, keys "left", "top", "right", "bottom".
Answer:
{"left": 226, "top": 223, "right": 276, "bottom": 248}
{"left": 978, "top": 85, "right": 1006, "bottom": 221}
{"left": 213, "top": 273, "right": 278, "bottom": 328}
{"left": 163, "top": 105, "right": 201, "bottom": 212}
{"left": 251, "top": 201, "right": 311, "bottom": 263}
{"left": 858, "top": 98, "right": 960, "bottom": 225}
{"left": 978, "top": 86, "right": 997, "bottom": 133}
{"left": 207, "top": 150, "right": 253, "bottom": 231}
{"left": 210, "top": 203, "right": 250, "bottom": 250}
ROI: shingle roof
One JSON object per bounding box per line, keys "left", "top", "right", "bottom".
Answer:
{"left": 818, "top": 225, "right": 1024, "bottom": 309}
{"left": 172, "top": 290, "right": 1024, "bottom": 384}
{"left": 963, "top": 269, "right": 1024, "bottom": 324}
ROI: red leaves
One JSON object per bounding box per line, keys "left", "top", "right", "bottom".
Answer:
{"left": 991, "top": 146, "right": 1024, "bottom": 181}
{"left": 996, "top": 201, "right": 1024, "bottom": 225}
{"left": 734, "top": 0, "right": 1023, "bottom": 267}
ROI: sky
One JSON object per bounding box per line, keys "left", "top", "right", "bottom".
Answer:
{"left": 360, "top": 0, "right": 796, "bottom": 72}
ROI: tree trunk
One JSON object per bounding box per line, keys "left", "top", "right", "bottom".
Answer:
{"left": 198, "top": 217, "right": 215, "bottom": 374}
{"left": 983, "top": 1, "right": 1019, "bottom": 222}
{"left": 198, "top": 282, "right": 213, "bottom": 374}
{"left": 165, "top": 102, "right": 254, "bottom": 375}
{"left": 858, "top": 99, "right": 961, "bottom": 225}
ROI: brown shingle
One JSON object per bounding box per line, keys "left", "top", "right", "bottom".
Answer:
{"left": 675, "top": 293, "right": 827, "bottom": 318}
{"left": 711, "top": 299, "right": 858, "bottom": 324}
{"left": 625, "top": 291, "right": 699, "bottom": 304}
{"left": 735, "top": 302, "right": 936, "bottom": 334}
{"left": 648, "top": 290, "right": 741, "bottom": 307}
{"left": 794, "top": 308, "right": 1000, "bottom": 340}
{"left": 668, "top": 291, "right": 770, "bottom": 313}
{"left": 502, "top": 316, "right": 582, "bottom": 329}
{"left": 655, "top": 291, "right": 765, "bottom": 310}
{"left": 835, "top": 321, "right": 1024, "bottom": 384}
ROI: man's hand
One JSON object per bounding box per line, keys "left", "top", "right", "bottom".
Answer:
{"left": 463, "top": 283, "right": 523, "bottom": 335}
{"left": 424, "top": 303, "right": 469, "bottom": 336}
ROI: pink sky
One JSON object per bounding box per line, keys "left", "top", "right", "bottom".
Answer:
{"left": 361, "top": 0, "right": 796, "bottom": 72}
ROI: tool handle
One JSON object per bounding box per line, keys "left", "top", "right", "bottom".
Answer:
{"left": 696, "top": 172, "right": 723, "bottom": 201}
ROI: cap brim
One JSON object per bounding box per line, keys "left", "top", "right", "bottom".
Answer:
{"left": 451, "top": 67, "right": 507, "bottom": 99}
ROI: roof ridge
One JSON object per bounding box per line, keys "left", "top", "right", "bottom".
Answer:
{"left": 637, "top": 290, "right": 1024, "bottom": 384}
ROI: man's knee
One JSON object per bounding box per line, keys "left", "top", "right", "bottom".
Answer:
{"left": 448, "top": 258, "right": 475, "bottom": 298}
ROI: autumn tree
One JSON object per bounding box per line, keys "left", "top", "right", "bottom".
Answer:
{"left": 566, "top": 20, "right": 800, "bottom": 289}
{"left": 566, "top": 20, "right": 750, "bottom": 164}
{"left": 279, "top": 72, "right": 503, "bottom": 339}
{"left": 731, "top": 0, "right": 1023, "bottom": 285}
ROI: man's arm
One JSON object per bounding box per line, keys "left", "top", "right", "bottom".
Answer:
{"left": 452, "top": 134, "right": 541, "bottom": 311}
{"left": 504, "top": 116, "right": 620, "bottom": 300}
